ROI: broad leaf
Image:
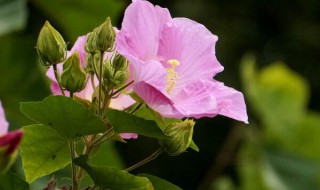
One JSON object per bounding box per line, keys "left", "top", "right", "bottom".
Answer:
{"left": 20, "top": 124, "right": 70, "bottom": 183}
{"left": 75, "top": 156, "right": 154, "bottom": 190}
{"left": 20, "top": 95, "right": 105, "bottom": 139}
{"left": 0, "top": 172, "right": 29, "bottom": 190}
{"left": 139, "top": 174, "right": 182, "bottom": 190}
{"left": 107, "top": 109, "right": 168, "bottom": 138}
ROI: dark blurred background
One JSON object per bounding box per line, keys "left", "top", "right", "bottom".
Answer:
{"left": 1, "top": 0, "right": 319, "bottom": 189}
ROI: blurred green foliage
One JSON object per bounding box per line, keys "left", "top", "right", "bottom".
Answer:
{"left": 210, "top": 57, "right": 320, "bottom": 190}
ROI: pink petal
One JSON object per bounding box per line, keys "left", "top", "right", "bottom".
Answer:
{"left": 116, "top": 0, "right": 172, "bottom": 61}
{"left": 158, "top": 18, "right": 224, "bottom": 94}
{"left": 69, "top": 35, "right": 87, "bottom": 67}
{"left": 173, "top": 80, "right": 248, "bottom": 123}
{"left": 133, "top": 81, "right": 179, "bottom": 118}
{"left": 120, "top": 133, "right": 138, "bottom": 139}
{"left": 0, "top": 101, "right": 8, "bottom": 136}
{"left": 129, "top": 56, "right": 167, "bottom": 89}
{"left": 212, "top": 81, "right": 248, "bottom": 123}
{"left": 0, "top": 130, "right": 23, "bottom": 155}
{"left": 109, "top": 93, "right": 135, "bottom": 110}
{"left": 173, "top": 80, "right": 219, "bottom": 119}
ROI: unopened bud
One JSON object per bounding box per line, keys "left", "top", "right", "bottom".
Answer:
{"left": 60, "top": 52, "right": 87, "bottom": 92}
{"left": 85, "top": 31, "right": 98, "bottom": 54}
{"left": 103, "top": 63, "right": 129, "bottom": 89}
{"left": 113, "top": 53, "right": 128, "bottom": 71}
{"left": 85, "top": 18, "right": 115, "bottom": 53}
{"left": 36, "top": 21, "right": 67, "bottom": 66}
{"left": 95, "top": 17, "right": 116, "bottom": 52}
{"left": 85, "top": 53, "right": 101, "bottom": 74}
{"left": 159, "top": 119, "right": 195, "bottom": 156}
{"left": 0, "top": 130, "right": 23, "bottom": 173}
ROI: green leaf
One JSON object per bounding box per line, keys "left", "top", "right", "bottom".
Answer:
{"left": 0, "top": 0, "right": 27, "bottom": 36}
{"left": 0, "top": 172, "right": 29, "bottom": 190}
{"left": 241, "top": 57, "right": 309, "bottom": 128}
{"left": 20, "top": 95, "right": 106, "bottom": 139}
{"left": 74, "top": 156, "right": 154, "bottom": 190}
{"left": 240, "top": 57, "right": 310, "bottom": 147}
{"left": 138, "top": 174, "right": 182, "bottom": 190}
{"left": 107, "top": 109, "right": 168, "bottom": 138}
{"left": 20, "top": 124, "right": 70, "bottom": 183}
{"left": 31, "top": 0, "right": 125, "bottom": 40}
{"left": 134, "top": 104, "right": 180, "bottom": 130}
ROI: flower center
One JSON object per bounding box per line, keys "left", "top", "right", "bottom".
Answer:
{"left": 166, "top": 59, "right": 180, "bottom": 93}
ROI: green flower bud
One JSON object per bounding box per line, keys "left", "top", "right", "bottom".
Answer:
{"left": 113, "top": 53, "right": 128, "bottom": 71}
{"left": 36, "top": 21, "right": 67, "bottom": 66}
{"left": 95, "top": 17, "right": 116, "bottom": 52}
{"left": 85, "top": 31, "right": 98, "bottom": 54}
{"left": 159, "top": 119, "right": 195, "bottom": 156}
{"left": 115, "top": 70, "right": 129, "bottom": 86}
{"left": 103, "top": 62, "right": 129, "bottom": 89}
{"left": 60, "top": 52, "right": 87, "bottom": 93}
{"left": 85, "top": 18, "right": 115, "bottom": 53}
{"left": 85, "top": 53, "right": 101, "bottom": 74}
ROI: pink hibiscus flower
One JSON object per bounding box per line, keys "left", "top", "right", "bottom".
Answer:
{"left": 0, "top": 100, "right": 23, "bottom": 159}
{"left": 46, "top": 36, "right": 137, "bottom": 138}
{"left": 116, "top": 0, "right": 248, "bottom": 123}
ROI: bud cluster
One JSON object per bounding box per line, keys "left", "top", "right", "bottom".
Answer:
{"left": 103, "top": 53, "right": 129, "bottom": 89}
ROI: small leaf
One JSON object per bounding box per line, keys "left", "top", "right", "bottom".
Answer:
{"left": 20, "top": 124, "right": 70, "bottom": 183}
{"left": 107, "top": 109, "right": 168, "bottom": 138}
{"left": 20, "top": 95, "right": 106, "bottom": 139}
{"left": 139, "top": 173, "right": 182, "bottom": 190}
{"left": 74, "top": 156, "right": 154, "bottom": 190}
{"left": 189, "top": 140, "right": 199, "bottom": 152}
{"left": 0, "top": 172, "right": 29, "bottom": 190}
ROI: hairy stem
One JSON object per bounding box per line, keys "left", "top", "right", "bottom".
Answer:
{"left": 98, "top": 51, "right": 104, "bottom": 115}
{"left": 126, "top": 147, "right": 164, "bottom": 172}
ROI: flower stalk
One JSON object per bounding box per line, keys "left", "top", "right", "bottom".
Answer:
{"left": 69, "top": 140, "right": 79, "bottom": 190}
{"left": 125, "top": 147, "right": 164, "bottom": 172}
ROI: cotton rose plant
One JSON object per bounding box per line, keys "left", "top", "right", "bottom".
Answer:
{"left": 2, "top": 0, "right": 248, "bottom": 189}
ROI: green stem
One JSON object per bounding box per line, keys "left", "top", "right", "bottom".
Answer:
{"left": 92, "top": 128, "right": 114, "bottom": 147}
{"left": 126, "top": 147, "right": 164, "bottom": 172}
{"left": 52, "top": 64, "right": 65, "bottom": 96}
{"left": 69, "top": 140, "right": 79, "bottom": 190}
{"left": 129, "top": 102, "right": 143, "bottom": 114}
{"left": 110, "top": 80, "right": 134, "bottom": 97}
{"left": 98, "top": 51, "right": 104, "bottom": 115}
